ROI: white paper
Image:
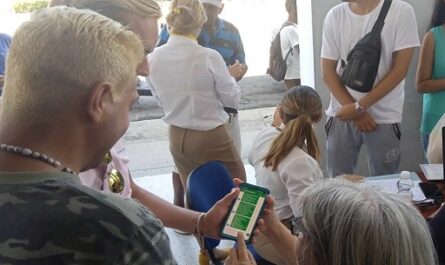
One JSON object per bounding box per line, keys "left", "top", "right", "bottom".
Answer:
{"left": 364, "top": 178, "right": 428, "bottom": 202}
{"left": 420, "top": 164, "right": 443, "bottom": 181}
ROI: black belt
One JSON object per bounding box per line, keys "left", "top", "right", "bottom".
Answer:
{"left": 224, "top": 107, "right": 238, "bottom": 114}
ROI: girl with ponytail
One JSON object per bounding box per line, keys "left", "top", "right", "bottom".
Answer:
{"left": 248, "top": 85, "right": 324, "bottom": 265}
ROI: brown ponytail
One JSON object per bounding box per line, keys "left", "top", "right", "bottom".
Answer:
{"left": 263, "top": 86, "right": 322, "bottom": 170}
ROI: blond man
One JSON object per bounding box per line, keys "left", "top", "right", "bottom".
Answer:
{"left": 48, "top": 0, "right": 240, "bottom": 239}
{"left": 0, "top": 7, "right": 176, "bottom": 263}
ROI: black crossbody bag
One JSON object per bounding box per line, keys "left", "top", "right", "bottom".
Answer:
{"left": 340, "top": 0, "right": 392, "bottom": 93}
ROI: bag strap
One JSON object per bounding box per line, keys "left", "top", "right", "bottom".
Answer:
{"left": 371, "top": 0, "right": 392, "bottom": 33}
{"left": 279, "top": 21, "right": 297, "bottom": 62}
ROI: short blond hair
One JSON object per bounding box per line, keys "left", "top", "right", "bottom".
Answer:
{"left": 48, "top": 0, "right": 162, "bottom": 20}
{"left": 166, "top": 0, "right": 207, "bottom": 35}
{"left": 2, "top": 7, "right": 143, "bottom": 124}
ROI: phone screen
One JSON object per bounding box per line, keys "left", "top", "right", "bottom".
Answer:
{"left": 221, "top": 183, "right": 269, "bottom": 242}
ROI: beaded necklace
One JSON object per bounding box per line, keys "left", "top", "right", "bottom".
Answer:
{"left": 0, "top": 143, "right": 77, "bottom": 175}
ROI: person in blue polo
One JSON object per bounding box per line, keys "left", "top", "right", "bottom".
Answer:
{"left": 156, "top": 0, "right": 247, "bottom": 218}
{"left": 0, "top": 33, "right": 12, "bottom": 89}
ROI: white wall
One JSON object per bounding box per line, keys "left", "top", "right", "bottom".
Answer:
{"left": 303, "top": 0, "right": 436, "bottom": 174}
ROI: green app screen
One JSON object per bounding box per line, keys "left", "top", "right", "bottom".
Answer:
{"left": 230, "top": 186, "right": 267, "bottom": 231}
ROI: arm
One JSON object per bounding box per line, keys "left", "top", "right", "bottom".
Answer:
{"left": 131, "top": 178, "right": 240, "bottom": 238}
{"left": 416, "top": 32, "right": 445, "bottom": 93}
{"left": 281, "top": 156, "right": 322, "bottom": 219}
{"left": 427, "top": 113, "right": 445, "bottom": 163}
{"left": 256, "top": 196, "right": 298, "bottom": 265}
{"left": 211, "top": 52, "right": 241, "bottom": 108}
{"left": 336, "top": 48, "right": 415, "bottom": 120}
{"left": 360, "top": 47, "right": 416, "bottom": 108}
{"left": 231, "top": 30, "right": 247, "bottom": 81}
{"left": 321, "top": 58, "right": 355, "bottom": 105}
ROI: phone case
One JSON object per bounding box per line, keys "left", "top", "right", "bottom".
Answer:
{"left": 220, "top": 183, "right": 270, "bottom": 243}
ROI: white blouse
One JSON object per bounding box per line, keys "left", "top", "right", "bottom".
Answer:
{"left": 248, "top": 126, "right": 323, "bottom": 220}
{"left": 148, "top": 35, "right": 240, "bottom": 131}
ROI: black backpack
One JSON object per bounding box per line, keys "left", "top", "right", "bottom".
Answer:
{"left": 340, "top": 0, "right": 392, "bottom": 93}
{"left": 267, "top": 22, "right": 296, "bottom": 82}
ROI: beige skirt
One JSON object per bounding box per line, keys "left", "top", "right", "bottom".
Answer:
{"left": 169, "top": 124, "right": 246, "bottom": 188}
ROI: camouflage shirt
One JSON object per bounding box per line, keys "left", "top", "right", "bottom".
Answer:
{"left": 0, "top": 171, "right": 177, "bottom": 265}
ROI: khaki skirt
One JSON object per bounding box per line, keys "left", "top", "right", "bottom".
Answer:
{"left": 169, "top": 124, "right": 246, "bottom": 187}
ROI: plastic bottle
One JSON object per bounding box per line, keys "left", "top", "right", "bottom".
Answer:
{"left": 397, "top": 171, "right": 413, "bottom": 202}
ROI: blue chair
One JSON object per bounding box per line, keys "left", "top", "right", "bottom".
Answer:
{"left": 186, "top": 161, "right": 234, "bottom": 265}
{"left": 186, "top": 161, "right": 275, "bottom": 265}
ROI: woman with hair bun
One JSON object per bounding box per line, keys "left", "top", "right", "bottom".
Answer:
{"left": 148, "top": 0, "right": 246, "bottom": 188}
{"left": 248, "top": 85, "right": 324, "bottom": 265}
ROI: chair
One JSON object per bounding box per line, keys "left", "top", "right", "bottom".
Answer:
{"left": 186, "top": 161, "right": 234, "bottom": 265}
{"left": 186, "top": 161, "right": 275, "bottom": 265}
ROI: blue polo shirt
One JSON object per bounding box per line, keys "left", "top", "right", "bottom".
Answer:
{"left": 157, "top": 18, "right": 246, "bottom": 66}
{"left": 0, "top": 33, "right": 12, "bottom": 76}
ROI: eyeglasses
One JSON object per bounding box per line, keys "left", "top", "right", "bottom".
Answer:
{"left": 102, "top": 152, "right": 125, "bottom": 194}
{"left": 291, "top": 216, "right": 308, "bottom": 237}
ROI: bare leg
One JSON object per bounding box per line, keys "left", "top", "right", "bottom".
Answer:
{"left": 172, "top": 171, "right": 185, "bottom": 207}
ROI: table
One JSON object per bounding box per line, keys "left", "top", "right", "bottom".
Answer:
{"left": 364, "top": 172, "right": 442, "bottom": 218}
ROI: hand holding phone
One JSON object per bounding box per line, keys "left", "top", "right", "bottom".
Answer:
{"left": 220, "top": 183, "right": 269, "bottom": 243}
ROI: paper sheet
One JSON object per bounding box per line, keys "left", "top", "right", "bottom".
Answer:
{"left": 420, "top": 164, "right": 443, "bottom": 181}
{"left": 364, "top": 178, "right": 428, "bottom": 202}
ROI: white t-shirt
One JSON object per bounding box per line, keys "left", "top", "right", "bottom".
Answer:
{"left": 148, "top": 35, "right": 240, "bottom": 131}
{"left": 321, "top": 0, "right": 419, "bottom": 123}
{"left": 280, "top": 23, "right": 300, "bottom": 80}
{"left": 248, "top": 127, "right": 323, "bottom": 220}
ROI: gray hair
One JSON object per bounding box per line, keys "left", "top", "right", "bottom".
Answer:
{"left": 298, "top": 179, "right": 438, "bottom": 265}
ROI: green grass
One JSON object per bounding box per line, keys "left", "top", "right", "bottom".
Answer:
{"left": 13, "top": 0, "right": 48, "bottom": 13}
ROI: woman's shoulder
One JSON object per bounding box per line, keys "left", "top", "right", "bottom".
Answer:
{"left": 278, "top": 147, "right": 320, "bottom": 172}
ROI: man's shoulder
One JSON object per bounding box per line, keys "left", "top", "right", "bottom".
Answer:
{"left": 326, "top": 2, "right": 349, "bottom": 18}
{"left": 391, "top": 0, "right": 414, "bottom": 10}
{"left": 219, "top": 18, "right": 240, "bottom": 34}
{"left": 0, "top": 176, "right": 173, "bottom": 264}
{"left": 76, "top": 182, "right": 162, "bottom": 227}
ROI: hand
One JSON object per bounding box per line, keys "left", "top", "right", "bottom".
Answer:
{"left": 224, "top": 232, "right": 257, "bottom": 265}
{"left": 254, "top": 196, "right": 281, "bottom": 240}
{"left": 336, "top": 103, "right": 360, "bottom": 121}
{"left": 271, "top": 105, "right": 283, "bottom": 127}
{"left": 353, "top": 112, "right": 377, "bottom": 133}
{"left": 229, "top": 60, "right": 247, "bottom": 81}
{"left": 233, "top": 178, "right": 279, "bottom": 240}
{"left": 199, "top": 187, "right": 240, "bottom": 239}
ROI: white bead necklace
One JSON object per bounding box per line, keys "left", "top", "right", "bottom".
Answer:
{"left": 0, "top": 143, "right": 77, "bottom": 175}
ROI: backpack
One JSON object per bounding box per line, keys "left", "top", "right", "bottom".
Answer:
{"left": 340, "top": 0, "right": 392, "bottom": 93}
{"left": 267, "top": 22, "right": 296, "bottom": 82}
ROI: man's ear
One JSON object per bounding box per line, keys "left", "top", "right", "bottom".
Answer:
{"left": 87, "top": 82, "right": 113, "bottom": 123}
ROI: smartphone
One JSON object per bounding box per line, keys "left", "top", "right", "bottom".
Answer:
{"left": 419, "top": 182, "right": 444, "bottom": 203}
{"left": 220, "top": 183, "right": 269, "bottom": 243}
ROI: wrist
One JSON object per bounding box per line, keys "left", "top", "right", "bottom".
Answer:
{"left": 195, "top": 212, "right": 206, "bottom": 237}
{"left": 354, "top": 101, "right": 366, "bottom": 113}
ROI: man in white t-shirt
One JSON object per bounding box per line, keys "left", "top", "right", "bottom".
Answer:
{"left": 321, "top": 0, "right": 419, "bottom": 177}
{"left": 281, "top": 0, "right": 300, "bottom": 89}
